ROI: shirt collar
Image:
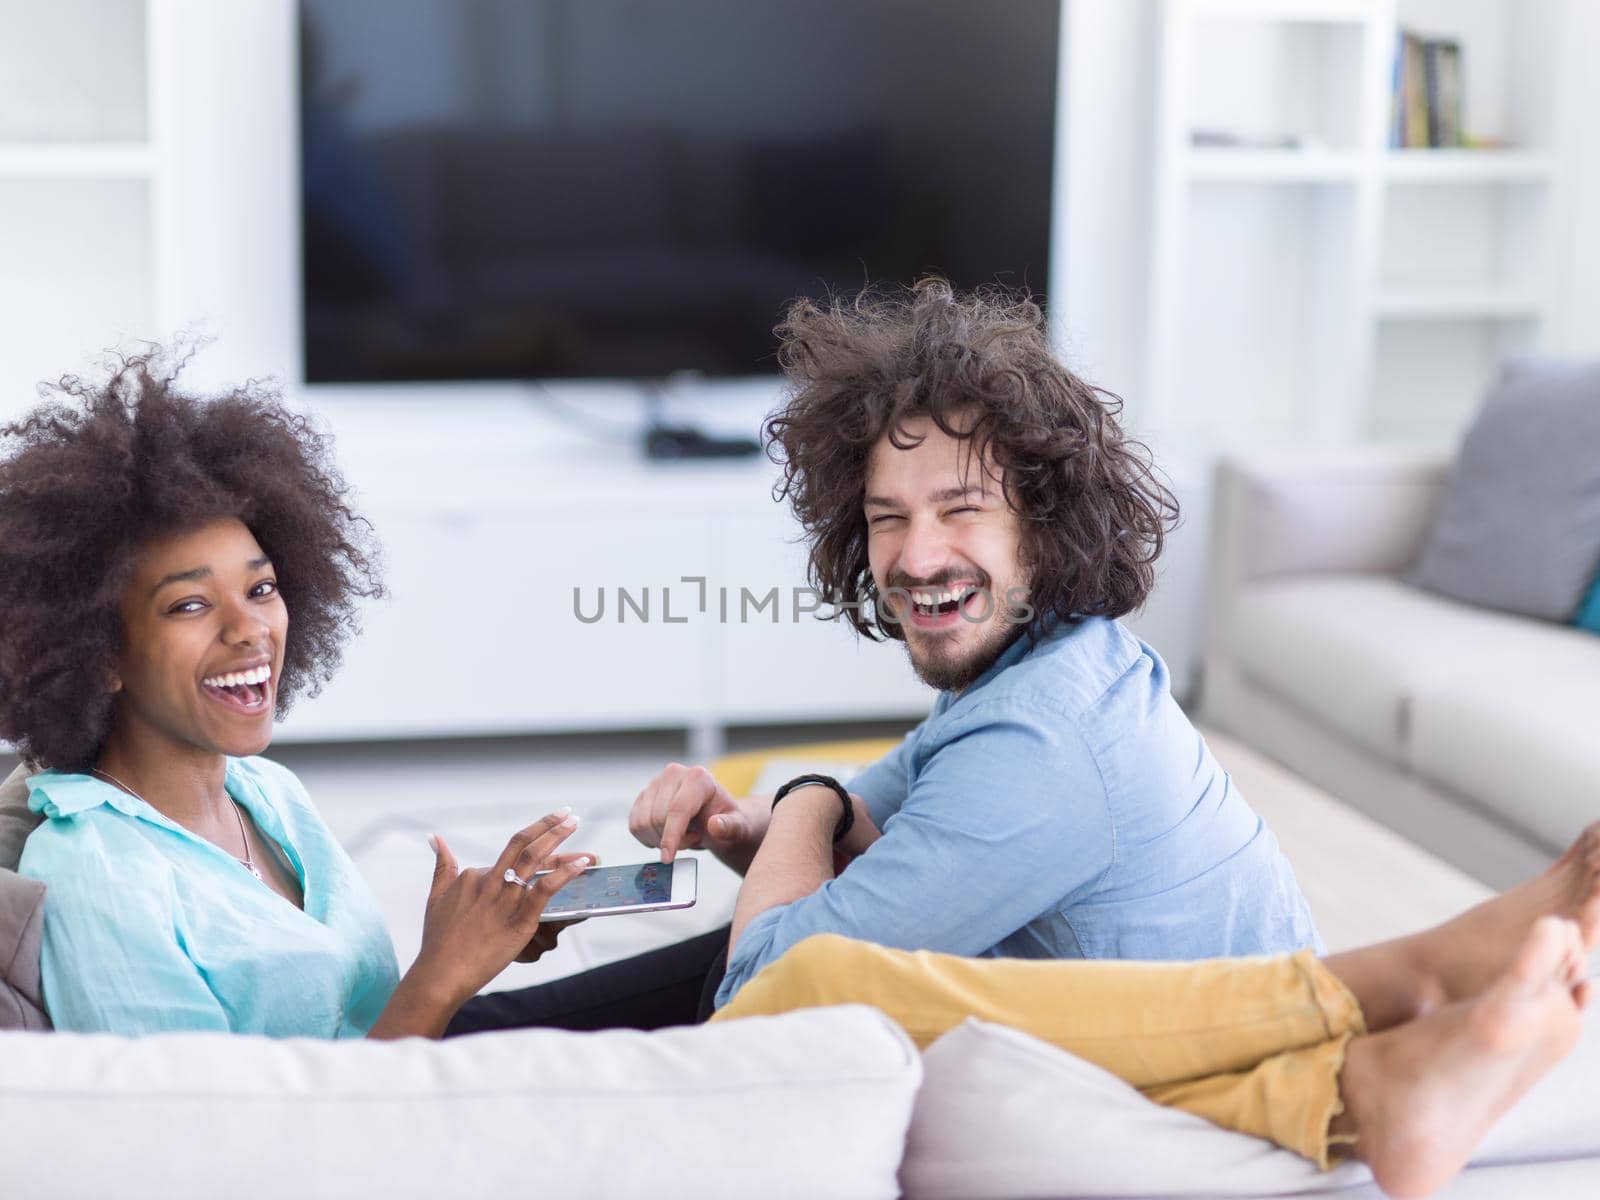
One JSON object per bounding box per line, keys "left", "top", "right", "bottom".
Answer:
{"left": 935, "top": 611, "right": 1077, "bottom": 710}
{"left": 28, "top": 759, "right": 255, "bottom": 821}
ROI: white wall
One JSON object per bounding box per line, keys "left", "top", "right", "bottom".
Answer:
{"left": 1554, "top": 0, "right": 1600, "bottom": 358}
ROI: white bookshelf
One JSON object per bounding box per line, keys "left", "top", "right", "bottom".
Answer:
{"left": 0, "top": 0, "right": 176, "bottom": 417}
{"left": 1146, "top": 0, "right": 1574, "bottom": 448}
{"left": 1183, "top": 147, "right": 1364, "bottom": 182}
{"left": 1383, "top": 149, "right": 1555, "bottom": 183}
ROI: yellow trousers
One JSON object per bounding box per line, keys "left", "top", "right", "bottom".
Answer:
{"left": 712, "top": 934, "right": 1366, "bottom": 1169}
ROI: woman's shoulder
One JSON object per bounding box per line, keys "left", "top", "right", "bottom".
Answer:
{"left": 17, "top": 784, "right": 175, "bottom": 901}
{"left": 25, "top": 768, "right": 126, "bottom": 821}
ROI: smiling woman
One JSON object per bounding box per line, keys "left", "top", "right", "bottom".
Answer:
{"left": 0, "top": 350, "right": 594, "bottom": 1038}
{"left": 0, "top": 351, "right": 377, "bottom": 771}
{"left": 117, "top": 522, "right": 287, "bottom": 741}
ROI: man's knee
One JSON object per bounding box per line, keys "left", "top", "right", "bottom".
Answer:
{"left": 779, "top": 933, "right": 864, "bottom": 976}
{"left": 750, "top": 933, "right": 871, "bottom": 1002}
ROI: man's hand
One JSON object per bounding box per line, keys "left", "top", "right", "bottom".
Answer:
{"left": 628, "top": 762, "right": 768, "bottom": 871}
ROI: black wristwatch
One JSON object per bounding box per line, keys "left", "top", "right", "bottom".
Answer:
{"left": 771, "top": 773, "right": 856, "bottom": 844}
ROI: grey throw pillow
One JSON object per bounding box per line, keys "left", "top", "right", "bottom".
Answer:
{"left": 0, "top": 868, "right": 48, "bottom": 1030}
{"left": 0, "top": 763, "right": 51, "bottom": 1029}
{"left": 0, "top": 761, "right": 42, "bottom": 872}
{"left": 1409, "top": 361, "right": 1600, "bottom": 621}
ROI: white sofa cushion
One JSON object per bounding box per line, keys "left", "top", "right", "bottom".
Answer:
{"left": 1230, "top": 576, "right": 1600, "bottom": 764}
{"left": 0, "top": 1005, "right": 920, "bottom": 1200}
{"left": 903, "top": 1011, "right": 1600, "bottom": 1199}
{"left": 901, "top": 1019, "right": 1370, "bottom": 1198}
{"left": 1409, "top": 670, "right": 1600, "bottom": 852}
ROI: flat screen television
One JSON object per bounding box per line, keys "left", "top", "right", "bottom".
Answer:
{"left": 299, "top": 0, "right": 1058, "bottom": 384}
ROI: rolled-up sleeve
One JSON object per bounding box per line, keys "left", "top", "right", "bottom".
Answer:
{"left": 715, "top": 700, "right": 1114, "bottom": 1007}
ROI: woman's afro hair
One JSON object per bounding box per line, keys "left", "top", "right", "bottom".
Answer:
{"left": 0, "top": 348, "right": 383, "bottom": 769}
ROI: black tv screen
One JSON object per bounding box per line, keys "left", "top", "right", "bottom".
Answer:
{"left": 300, "top": 0, "right": 1058, "bottom": 383}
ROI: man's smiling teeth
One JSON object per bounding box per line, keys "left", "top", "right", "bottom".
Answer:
{"left": 911, "top": 587, "right": 975, "bottom": 610}
{"left": 203, "top": 665, "right": 271, "bottom": 689}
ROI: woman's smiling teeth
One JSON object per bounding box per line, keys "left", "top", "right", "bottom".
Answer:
{"left": 202, "top": 664, "right": 271, "bottom": 689}
{"left": 201, "top": 663, "right": 272, "bottom": 714}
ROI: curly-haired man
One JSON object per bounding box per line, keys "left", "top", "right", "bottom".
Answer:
{"left": 450, "top": 280, "right": 1320, "bottom": 1035}
{"left": 710, "top": 279, "right": 1318, "bottom": 1003}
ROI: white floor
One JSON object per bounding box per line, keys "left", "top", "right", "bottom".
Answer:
{"left": 270, "top": 724, "right": 1495, "bottom": 997}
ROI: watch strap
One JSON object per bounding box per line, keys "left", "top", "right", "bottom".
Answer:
{"left": 770, "top": 773, "right": 855, "bottom": 844}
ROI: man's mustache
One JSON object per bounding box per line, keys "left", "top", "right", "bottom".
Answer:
{"left": 885, "top": 569, "right": 991, "bottom": 592}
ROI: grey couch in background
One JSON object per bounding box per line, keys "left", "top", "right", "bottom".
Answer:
{"left": 1202, "top": 447, "right": 1600, "bottom": 891}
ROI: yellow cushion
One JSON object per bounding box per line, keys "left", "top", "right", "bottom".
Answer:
{"left": 708, "top": 739, "right": 902, "bottom": 797}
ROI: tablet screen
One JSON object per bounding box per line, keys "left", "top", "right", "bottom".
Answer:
{"left": 543, "top": 862, "right": 674, "bottom": 916}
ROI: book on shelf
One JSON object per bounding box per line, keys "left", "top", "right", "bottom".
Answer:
{"left": 1391, "top": 30, "right": 1464, "bottom": 149}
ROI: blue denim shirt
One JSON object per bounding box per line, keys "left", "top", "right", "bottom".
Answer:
{"left": 716, "top": 616, "right": 1321, "bottom": 1007}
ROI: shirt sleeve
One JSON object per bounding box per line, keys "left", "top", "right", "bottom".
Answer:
{"left": 716, "top": 700, "right": 1115, "bottom": 1007}
{"left": 27, "top": 841, "right": 230, "bottom": 1035}
{"left": 844, "top": 728, "right": 918, "bottom": 829}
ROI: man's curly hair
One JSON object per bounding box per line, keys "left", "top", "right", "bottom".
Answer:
{"left": 0, "top": 350, "right": 383, "bottom": 769}
{"left": 765, "top": 278, "right": 1177, "bottom": 642}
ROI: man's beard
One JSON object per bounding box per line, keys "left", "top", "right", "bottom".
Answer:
{"left": 903, "top": 609, "right": 1026, "bottom": 692}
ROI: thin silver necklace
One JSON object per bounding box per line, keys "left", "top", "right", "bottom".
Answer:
{"left": 91, "top": 766, "right": 265, "bottom": 882}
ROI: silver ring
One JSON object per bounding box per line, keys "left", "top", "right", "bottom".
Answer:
{"left": 503, "top": 867, "right": 532, "bottom": 889}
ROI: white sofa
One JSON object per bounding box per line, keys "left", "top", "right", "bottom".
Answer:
{"left": 8, "top": 598, "right": 1600, "bottom": 1193}
{"left": 7, "top": 993, "right": 1600, "bottom": 1198}
{"left": 6, "top": 744, "right": 1600, "bottom": 1194}
{"left": 0, "top": 1005, "right": 925, "bottom": 1200}
{"left": 1202, "top": 447, "right": 1600, "bottom": 890}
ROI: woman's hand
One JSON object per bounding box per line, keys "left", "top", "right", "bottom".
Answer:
{"left": 369, "top": 811, "right": 590, "bottom": 1039}
{"left": 514, "top": 851, "right": 596, "bottom": 962}
{"left": 516, "top": 918, "right": 580, "bottom": 963}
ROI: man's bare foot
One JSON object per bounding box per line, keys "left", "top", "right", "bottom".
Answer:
{"left": 1337, "top": 916, "right": 1589, "bottom": 1199}
{"left": 1327, "top": 824, "right": 1600, "bottom": 1029}
{"left": 1414, "top": 824, "right": 1600, "bottom": 1005}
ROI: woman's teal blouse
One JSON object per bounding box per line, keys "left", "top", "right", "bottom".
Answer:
{"left": 17, "top": 756, "right": 400, "bottom": 1037}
